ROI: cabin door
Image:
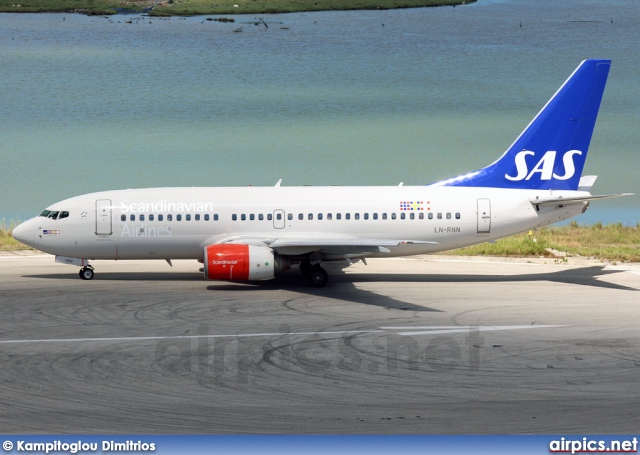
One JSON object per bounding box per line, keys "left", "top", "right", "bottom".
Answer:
{"left": 477, "top": 198, "right": 491, "bottom": 234}
{"left": 96, "top": 199, "right": 112, "bottom": 235}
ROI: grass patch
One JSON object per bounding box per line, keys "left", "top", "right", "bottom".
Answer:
{"left": 150, "top": 0, "right": 470, "bottom": 16}
{"left": 0, "top": 219, "right": 33, "bottom": 251}
{"left": 0, "top": 0, "right": 118, "bottom": 14}
{"left": 0, "top": 0, "right": 473, "bottom": 15}
{"left": 446, "top": 221, "right": 640, "bottom": 262}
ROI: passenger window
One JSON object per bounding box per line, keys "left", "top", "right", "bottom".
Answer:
{"left": 59, "top": 211, "right": 69, "bottom": 219}
{"left": 346, "top": 213, "right": 350, "bottom": 220}
{"left": 419, "top": 213, "right": 424, "bottom": 220}
{"left": 149, "top": 214, "right": 154, "bottom": 221}
{"left": 355, "top": 213, "right": 360, "bottom": 220}
{"left": 401, "top": 213, "right": 406, "bottom": 220}
{"left": 410, "top": 213, "right": 415, "bottom": 220}
{"left": 298, "top": 213, "right": 303, "bottom": 220}
{"left": 195, "top": 214, "right": 200, "bottom": 221}
{"left": 241, "top": 214, "right": 246, "bottom": 221}
{"left": 232, "top": 214, "right": 237, "bottom": 221}
{"left": 121, "top": 214, "right": 126, "bottom": 222}
{"left": 373, "top": 213, "right": 378, "bottom": 220}
{"left": 250, "top": 214, "right": 255, "bottom": 221}
{"left": 287, "top": 213, "right": 293, "bottom": 220}
{"left": 446, "top": 213, "right": 451, "bottom": 219}
{"left": 214, "top": 214, "right": 219, "bottom": 221}
{"left": 130, "top": 214, "right": 135, "bottom": 222}
{"left": 168, "top": 214, "right": 173, "bottom": 221}
{"left": 364, "top": 213, "right": 369, "bottom": 220}
{"left": 318, "top": 213, "right": 323, "bottom": 220}
{"left": 204, "top": 214, "right": 209, "bottom": 221}
{"left": 428, "top": 212, "right": 433, "bottom": 220}
{"left": 437, "top": 213, "right": 442, "bottom": 219}
{"left": 456, "top": 212, "right": 461, "bottom": 219}
{"left": 327, "top": 213, "right": 332, "bottom": 220}
{"left": 308, "top": 213, "right": 313, "bottom": 220}
{"left": 382, "top": 213, "right": 387, "bottom": 220}
{"left": 276, "top": 213, "right": 282, "bottom": 220}
{"left": 140, "top": 214, "right": 145, "bottom": 221}
{"left": 259, "top": 214, "right": 264, "bottom": 221}
{"left": 177, "top": 214, "right": 182, "bottom": 221}
{"left": 336, "top": 213, "right": 341, "bottom": 220}
{"left": 186, "top": 214, "right": 191, "bottom": 221}
{"left": 158, "top": 214, "right": 164, "bottom": 221}
{"left": 267, "top": 214, "right": 272, "bottom": 221}
{"left": 391, "top": 213, "right": 396, "bottom": 220}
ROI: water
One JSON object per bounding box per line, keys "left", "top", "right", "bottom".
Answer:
{"left": 1, "top": 0, "right": 639, "bottom": 224}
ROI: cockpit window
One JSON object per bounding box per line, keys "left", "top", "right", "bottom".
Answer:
{"left": 39, "top": 210, "right": 69, "bottom": 220}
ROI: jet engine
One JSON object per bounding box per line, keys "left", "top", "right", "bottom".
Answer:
{"left": 203, "top": 244, "right": 289, "bottom": 281}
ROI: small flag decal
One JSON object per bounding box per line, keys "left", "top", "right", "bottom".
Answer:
{"left": 399, "top": 201, "right": 426, "bottom": 211}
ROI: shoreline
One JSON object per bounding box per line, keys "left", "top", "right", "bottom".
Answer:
{"left": 0, "top": 0, "right": 475, "bottom": 16}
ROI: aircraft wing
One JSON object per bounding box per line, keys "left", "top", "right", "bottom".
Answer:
{"left": 220, "top": 237, "right": 438, "bottom": 256}
{"left": 531, "top": 193, "right": 634, "bottom": 207}
{"left": 269, "top": 238, "right": 438, "bottom": 254}
{"left": 268, "top": 238, "right": 439, "bottom": 255}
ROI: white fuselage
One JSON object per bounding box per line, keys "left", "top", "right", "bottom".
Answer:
{"left": 15, "top": 185, "right": 588, "bottom": 261}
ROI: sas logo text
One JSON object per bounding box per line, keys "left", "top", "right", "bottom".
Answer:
{"left": 505, "top": 150, "right": 582, "bottom": 181}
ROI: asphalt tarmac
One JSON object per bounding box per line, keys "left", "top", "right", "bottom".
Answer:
{"left": 0, "top": 253, "right": 638, "bottom": 433}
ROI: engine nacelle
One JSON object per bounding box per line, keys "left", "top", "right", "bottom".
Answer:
{"left": 204, "top": 244, "right": 288, "bottom": 281}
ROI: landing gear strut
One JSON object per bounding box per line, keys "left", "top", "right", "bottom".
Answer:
{"left": 79, "top": 266, "right": 94, "bottom": 280}
{"left": 300, "top": 260, "right": 328, "bottom": 288}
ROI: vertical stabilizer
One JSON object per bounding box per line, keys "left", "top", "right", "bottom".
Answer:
{"left": 432, "top": 59, "right": 611, "bottom": 190}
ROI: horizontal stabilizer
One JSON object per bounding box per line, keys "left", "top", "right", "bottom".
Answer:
{"left": 531, "top": 193, "right": 634, "bottom": 206}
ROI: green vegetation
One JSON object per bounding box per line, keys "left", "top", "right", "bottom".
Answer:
{"left": 0, "top": 0, "right": 473, "bottom": 15}
{"left": 0, "top": 219, "right": 30, "bottom": 251}
{"left": 0, "top": 0, "right": 117, "bottom": 14}
{"left": 445, "top": 221, "right": 640, "bottom": 262}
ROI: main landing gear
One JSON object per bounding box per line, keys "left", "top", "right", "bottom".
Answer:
{"left": 79, "top": 265, "right": 95, "bottom": 280}
{"left": 300, "top": 260, "right": 328, "bottom": 288}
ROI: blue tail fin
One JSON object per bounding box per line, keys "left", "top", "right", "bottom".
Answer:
{"left": 432, "top": 59, "right": 611, "bottom": 190}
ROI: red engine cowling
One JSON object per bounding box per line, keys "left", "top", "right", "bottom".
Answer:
{"left": 203, "top": 244, "right": 284, "bottom": 281}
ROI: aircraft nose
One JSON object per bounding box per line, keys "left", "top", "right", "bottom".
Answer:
{"left": 11, "top": 219, "right": 34, "bottom": 246}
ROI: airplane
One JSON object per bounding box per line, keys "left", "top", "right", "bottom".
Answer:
{"left": 12, "top": 59, "right": 632, "bottom": 287}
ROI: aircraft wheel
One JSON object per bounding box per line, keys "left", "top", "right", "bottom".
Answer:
{"left": 79, "top": 267, "right": 94, "bottom": 280}
{"left": 307, "top": 265, "right": 328, "bottom": 288}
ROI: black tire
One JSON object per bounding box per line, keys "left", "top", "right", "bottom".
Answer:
{"left": 307, "top": 265, "right": 328, "bottom": 288}
{"left": 79, "top": 267, "right": 94, "bottom": 280}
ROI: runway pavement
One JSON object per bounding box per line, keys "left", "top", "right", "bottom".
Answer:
{"left": 0, "top": 252, "right": 639, "bottom": 434}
